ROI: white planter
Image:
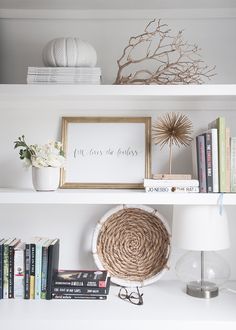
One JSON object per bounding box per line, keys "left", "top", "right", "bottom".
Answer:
{"left": 32, "top": 167, "right": 60, "bottom": 191}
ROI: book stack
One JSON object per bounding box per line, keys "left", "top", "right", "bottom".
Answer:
{"left": 52, "top": 270, "right": 110, "bottom": 300}
{"left": 144, "top": 178, "right": 199, "bottom": 193}
{"left": 194, "top": 116, "right": 235, "bottom": 193}
{"left": 0, "top": 237, "right": 59, "bottom": 300}
{"left": 27, "top": 67, "right": 102, "bottom": 85}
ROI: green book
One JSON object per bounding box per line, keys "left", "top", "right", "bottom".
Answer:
{"left": 209, "top": 117, "right": 226, "bottom": 192}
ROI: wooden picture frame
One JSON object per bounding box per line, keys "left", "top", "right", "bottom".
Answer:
{"left": 60, "top": 117, "right": 151, "bottom": 189}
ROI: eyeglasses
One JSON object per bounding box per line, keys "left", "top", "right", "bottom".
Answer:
{"left": 118, "top": 286, "right": 144, "bottom": 305}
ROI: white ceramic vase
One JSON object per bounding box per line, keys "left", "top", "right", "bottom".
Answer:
{"left": 32, "top": 167, "right": 60, "bottom": 191}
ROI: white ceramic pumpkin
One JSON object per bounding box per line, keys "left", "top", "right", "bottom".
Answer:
{"left": 42, "top": 37, "right": 97, "bottom": 67}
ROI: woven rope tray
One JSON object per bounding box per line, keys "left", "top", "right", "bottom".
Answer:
{"left": 92, "top": 205, "right": 171, "bottom": 287}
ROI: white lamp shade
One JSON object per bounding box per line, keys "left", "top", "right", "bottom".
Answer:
{"left": 172, "top": 205, "right": 230, "bottom": 251}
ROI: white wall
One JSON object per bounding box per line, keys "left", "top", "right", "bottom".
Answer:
{"left": 0, "top": 11, "right": 236, "bottom": 84}
{"left": 0, "top": 10, "right": 236, "bottom": 283}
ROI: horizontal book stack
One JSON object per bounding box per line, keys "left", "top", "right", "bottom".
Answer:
{"left": 27, "top": 67, "right": 102, "bottom": 85}
{"left": 52, "top": 270, "right": 110, "bottom": 300}
{"left": 144, "top": 176, "right": 199, "bottom": 193}
{"left": 0, "top": 237, "right": 59, "bottom": 300}
{"left": 194, "top": 116, "right": 236, "bottom": 193}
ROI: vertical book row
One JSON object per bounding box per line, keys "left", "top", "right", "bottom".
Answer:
{"left": 194, "top": 117, "right": 236, "bottom": 193}
{"left": 0, "top": 237, "right": 59, "bottom": 300}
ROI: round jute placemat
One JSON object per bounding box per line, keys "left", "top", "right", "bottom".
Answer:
{"left": 92, "top": 205, "right": 171, "bottom": 287}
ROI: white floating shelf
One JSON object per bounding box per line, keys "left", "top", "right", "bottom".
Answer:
{"left": 0, "top": 281, "right": 235, "bottom": 330}
{"left": 1, "top": 84, "right": 236, "bottom": 111}
{"left": 0, "top": 84, "right": 236, "bottom": 98}
{"left": 0, "top": 188, "right": 235, "bottom": 205}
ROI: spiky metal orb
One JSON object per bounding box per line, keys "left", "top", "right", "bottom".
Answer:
{"left": 152, "top": 112, "right": 193, "bottom": 149}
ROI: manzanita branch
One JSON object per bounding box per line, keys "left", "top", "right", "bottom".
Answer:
{"left": 114, "top": 19, "right": 216, "bottom": 85}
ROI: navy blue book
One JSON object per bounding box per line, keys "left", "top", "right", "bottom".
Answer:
{"left": 0, "top": 239, "right": 5, "bottom": 299}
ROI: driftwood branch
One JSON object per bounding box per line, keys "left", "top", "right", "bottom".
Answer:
{"left": 114, "top": 19, "right": 216, "bottom": 85}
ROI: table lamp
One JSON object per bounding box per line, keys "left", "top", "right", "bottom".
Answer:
{"left": 172, "top": 205, "right": 230, "bottom": 298}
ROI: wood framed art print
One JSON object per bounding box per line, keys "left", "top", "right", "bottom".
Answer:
{"left": 60, "top": 117, "right": 151, "bottom": 189}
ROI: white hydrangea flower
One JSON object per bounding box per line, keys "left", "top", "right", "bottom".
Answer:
{"left": 29, "top": 141, "right": 65, "bottom": 168}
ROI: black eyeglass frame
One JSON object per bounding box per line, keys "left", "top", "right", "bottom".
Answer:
{"left": 118, "top": 286, "right": 144, "bottom": 305}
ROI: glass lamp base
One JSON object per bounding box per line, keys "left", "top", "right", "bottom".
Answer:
{"left": 186, "top": 281, "right": 219, "bottom": 299}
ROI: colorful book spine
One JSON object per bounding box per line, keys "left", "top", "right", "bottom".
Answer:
{"left": 54, "top": 270, "right": 108, "bottom": 288}
{"left": 24, "top": 244, "right": 30, "bottom": 299}
{"left": 53, "top": 278, "right": 110, "bottom": 295}
{"left": 29, "top": 243, "right": 36, "bottom": 299}
{"left": 14, "top": 242, "right": 25, "bottom": 299}
{"left": 231, "top": 137, "right": 236, "bottom": 192}
{"left": 145, "top": 186, "right": 199, "bottom": 193}
{"left": 196, "top": 135, "right": 207, "bottom": 193}
{"left": 210, "top": 128, "right": 219, "bottom": 192}
{"left": 204, "top": 132, "right": 213, "bottom": 193}
{"left": 226, "top": 128, "right": 231, "bottom": 193}
{"left": 208, "top": 117, "right": 226, "bottom": 192}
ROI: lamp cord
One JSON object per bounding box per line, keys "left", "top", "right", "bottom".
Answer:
{"left": 220, "top": 287, "right": 236, "bottom": 294}
{"left": 220, "top": 281, "right": 236, "bottom": 293}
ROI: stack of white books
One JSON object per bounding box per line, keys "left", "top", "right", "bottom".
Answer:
{"left": 144, "top": 178, "right": 200, "bottom": 193}
{"left": 27, "top": 67, "right": 102, "bottom": 85}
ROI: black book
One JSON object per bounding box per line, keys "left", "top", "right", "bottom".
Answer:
{"left": 8, "top": 239, "right": 20, "bottom": 298}
{"left": 53, "top": 277, "right": 111, "bottom": 295}
{"left": 0, "top": 239, "right": 5, "bottom": 299}
{"left": 196, "top": 135, "right": 207, "bottom": 193}
{"left": 54, "top": 270, "right": 108, "bottom": 288}
{"left": 52, "top": 293, "right": 107, "bottom": 300}
{"left": 46, "top": 238, "right": 60, "bottom": 300}
{"left": 24, "top": 244, "right": 30, "bottom": 299}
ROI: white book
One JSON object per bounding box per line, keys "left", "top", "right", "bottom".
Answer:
{"left": 27, "top": 75, "right": 101, "bottom": 83}
{"left": 27, "top": 79, "right": 101, "bottom": 85}
{"left": 145, "top": 186, "right": 199, "bottom": 193}
{"left": 144, "top": 179, "right": 199, "bottom": 187}
{"left": 210, "top": 128, "right": 219, "bottom": 192}
{"left": 14, "top": 242, "right": 25, "bottom": 299}
{"left": 226, "top": 127, "right": 231, "bottom": 192}
{"left": 28, "top": 66, "right": 102, "bottom": 75}
{"left": 231, "top": 137, "right": 236, "bottom": 192}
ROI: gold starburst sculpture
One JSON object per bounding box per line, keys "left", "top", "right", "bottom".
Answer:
{"left": 152, "top": 112, "right": 193, "bottom": 174}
